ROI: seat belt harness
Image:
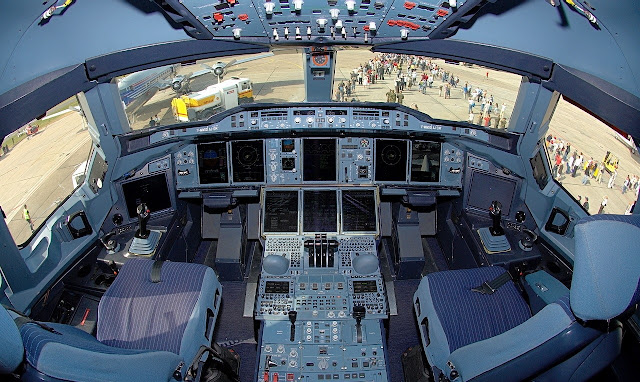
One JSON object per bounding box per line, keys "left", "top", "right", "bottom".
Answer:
{"left": 471, "top": 271, "right": 512, "bottom": 295}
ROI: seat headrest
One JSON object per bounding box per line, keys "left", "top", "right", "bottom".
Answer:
{"left": 0, "top": 304, "right": 24, "bottom": 373}
{"left": 570, "top": 214, "right": 640, "bottom": 321}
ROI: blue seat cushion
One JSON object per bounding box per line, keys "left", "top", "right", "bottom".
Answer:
{"left": 425, "top": 266, "right": 531, "bottom": 353}
{"left": 20, "top": 322, "right": 182, "bottom": 382}
{"left": 97, "top": 259, "right": 219, "bottom": 367}
{"left": 0, "top": 305, "right": 23, "bottom": 373}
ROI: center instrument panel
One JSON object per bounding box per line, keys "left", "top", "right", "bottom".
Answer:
{"left": 256, "top": 187, "right": 389, "bottom": 381}
{"left": 175, "top": 136, "right": 462, "bottom": 190}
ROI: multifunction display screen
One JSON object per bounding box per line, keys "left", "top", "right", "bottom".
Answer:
{"left": 303, "top": 139, "right": 336, "bottom": 182}
{"left": 263, "top": 190, "right": 299, "bottom": 233}
{"left": 342, "top": 189, "right": 377, "bottom": 232}
{"left": 122, "top": 173, "right": 172, "bottom": 219}
{"left": 303, "top": 190, "right": 338, "bottom": 233}
{"left": 375, "top": 140, "right": 408, "bottom": 182}
{"left": 198, "top": 142, "right": 228, "bottom": 184}
{"left": 232, "top": 140, "right": 264, "bottom": 183}
{"left": 410, "top": 141, "right": 441, "bottom": 183}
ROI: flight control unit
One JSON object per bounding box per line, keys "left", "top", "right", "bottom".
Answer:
{"left": 255, "top": 188, "right": 389, "bottom": 382}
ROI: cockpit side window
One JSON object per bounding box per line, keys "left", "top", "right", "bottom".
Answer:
{"left": 545, "top": 96, "right": 639, "bottom": 215}
{"left": 0, "top": 95, "right": 93, "bottom": 245}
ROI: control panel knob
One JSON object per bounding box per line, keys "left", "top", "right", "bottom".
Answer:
{"left": 232, "top": 28, "right": 241, "bottom": 39}
{"left": 306, "top": 116, "right": 314, "bottom": 124}
{"left": 318, "top": 358, "right": 329, "bottom": 370}
{"left": 264, "top": 2, "right": 275, "bottom": 15}
{"left": 328, "top": 117, "right": 335, "bottom": 123}
{"left": 400, "top": 29, "right": 409, "bottom": 40}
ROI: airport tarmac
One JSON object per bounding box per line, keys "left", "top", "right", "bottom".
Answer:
{"left": 1, "top": 48, "right": 638, "bottom": 246}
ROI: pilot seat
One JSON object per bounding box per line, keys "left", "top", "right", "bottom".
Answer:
{"left": 413, "top": 214, "right": 640, "bottom": 381}
{"left": 1, "top": 259, "right": 223, "bottom": 381}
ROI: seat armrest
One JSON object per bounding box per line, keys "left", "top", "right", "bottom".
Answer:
{"left": 524, "top": 271, "right": 569, "bottom": 314}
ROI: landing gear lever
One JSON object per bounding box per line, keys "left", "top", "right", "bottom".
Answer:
{"left": 135, "top": 203, "right": 150, "bottom": 239}
{"left": 353, "top": 305, "right": 366, "bottom": 343}
{"left": 489, "top": 200, "right": 504, "bottom": 236}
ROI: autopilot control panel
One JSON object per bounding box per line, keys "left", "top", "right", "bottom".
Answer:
{"left": 255, "top": 188, "right": 389, "bottom": 381}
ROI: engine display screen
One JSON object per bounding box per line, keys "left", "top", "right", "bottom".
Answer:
{"left": 410, "top": 141, "right": 441, "bottom": 183}
{"left": 198, "top": 142, "right": 228, "bottom": 184}
{"left": 303, "top": 190, "right": 338, "bottom": 233}
{"left": 122, "top": 173, "right": 172, "bottom": 219}
{"left": 303, "top": 139, "right": 336, "bottom": 182}
{"left": 232, "top": 140, "right": 264, "bottom": 183}
{"left": 342, "top": 189, "right": 377, "bottom": 232}
{"left": 264, "top": 190, "right": 299, "bottom": 233}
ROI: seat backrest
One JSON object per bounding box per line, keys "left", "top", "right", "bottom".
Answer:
{"left": 571, "top": 214, "right": 640, "bottom": 321}
{"left": 0, "top": 305, "right": 23, "bottom": 374}
{"left": 97, "top": 259, "right": 214, "bottom": 358}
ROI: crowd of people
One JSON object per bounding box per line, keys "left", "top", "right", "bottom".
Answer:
{"left": 546, "top": 135, "right": 639, "bottom": 214}
{"left": 335, "top": 53, "right": 510, "bottom": 128}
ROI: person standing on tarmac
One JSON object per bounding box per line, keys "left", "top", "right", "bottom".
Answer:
{"left": 23, "top": 204, "right": 34, "bottom": 232}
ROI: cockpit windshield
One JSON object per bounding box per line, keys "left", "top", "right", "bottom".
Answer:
{"left": 117, "top": 48, "right": 521, "bottom": 131}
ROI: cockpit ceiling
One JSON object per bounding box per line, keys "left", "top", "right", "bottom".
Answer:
{"left": 0, "top": 1, "right": 639, "bottom": 137}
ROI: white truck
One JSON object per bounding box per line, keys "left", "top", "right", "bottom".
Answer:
{"left": 171, "top": 77, "right": 253, "bottom": 122}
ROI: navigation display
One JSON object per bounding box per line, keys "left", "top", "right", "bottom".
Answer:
{"left": 264, "top": 190, "right": 299, "bottom": 233}
{"left": 303, "top": 190, "right": 338, "bottom": 232}
{"left": 232, "top": 140, "right": 264, "bottom": 183}
{"left": 198, "top": 142, "right": 228, "bottom": 184}
{"left": 342, "top": 189, "right": 377, "bottom": 232}
{"left": 375, "top": 139, "right": 408, "bottom": 182}
{"left": 303, "top": 138, "right": 336, "bottom": 182}
{"left": 122, "top": 173, "right": 172, "bottom": 219}
{"left": 410, "top": 141, "right": 441, "bottom": 182}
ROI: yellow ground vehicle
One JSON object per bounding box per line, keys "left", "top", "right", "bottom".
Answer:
{"left": 603, "top": 151, "right": 619, "bottom": 174}
{"left": 171, "top": 77, "right": 253, "bottom": 122}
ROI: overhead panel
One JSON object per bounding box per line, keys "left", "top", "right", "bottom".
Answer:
{"left": 155, "top": 0, "right": 494, "bottom": 43}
